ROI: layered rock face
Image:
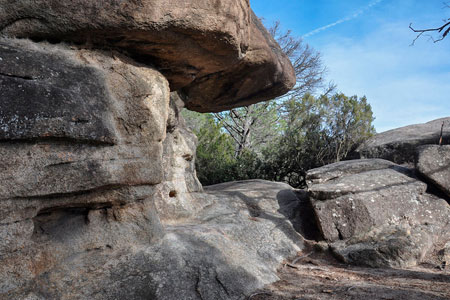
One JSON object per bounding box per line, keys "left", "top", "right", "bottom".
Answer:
{"left": 307, "top": 155, "right": 450, "bottom": 268}
{"left": 0, "top": 38, "right": 168, "bottom": 297}
{"left": 0, "top": 0, "right": 295, "bottom": 112}
{"left": 326, "top": 119, "right": 450, "bottom": 268}
{"left": 0, "top": 2, "right": 303, "bottom": 299}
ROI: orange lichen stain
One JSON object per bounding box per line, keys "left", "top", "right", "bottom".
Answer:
{"left": 31, "top": 251, "right": 55, "bottom": 276}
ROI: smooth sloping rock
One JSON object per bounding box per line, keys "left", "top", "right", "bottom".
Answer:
{"left": 2, "top": 180, "right": 306, "bottom": 300}
{"left": 355, "top": 117, "right": 450, "bottom": 164}
{"left": 307, "top": 159, "right": 450, "bottom": 267}
{"left": 416, "top": 145, "right": 450, "bottom": 198}
{"left": 202, "top": 180, "right": 321, "bottom": 242}
{"left": 309, "top": 165, "right": 426, "bottom": 202}
{"left": 0, "top": 0, "right": 295, "bottom": 112}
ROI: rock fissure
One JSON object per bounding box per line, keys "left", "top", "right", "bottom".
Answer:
{"left": 0, "top": 137, "right": 114, "bottom": 146}
{"left": 415, "top": 171, "right": 450, "bottom": 204}
{"left": 0, "top": 71, "right": 35, "bottom": 81}
{"left": 215, "top": 273, "right": 231, "bottom": 297}
{"left": 11, "top": 183, "right": 146, "bottom": 201}
{"left": 194, "top": 269, "right": 205, "bottom": 300}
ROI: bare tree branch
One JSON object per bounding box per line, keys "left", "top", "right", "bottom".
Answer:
{"left": 410, "top": 4, "right": 450, "bottom": 44}
{"left": 410, "top": 20, "right": 450, "bottom": 45}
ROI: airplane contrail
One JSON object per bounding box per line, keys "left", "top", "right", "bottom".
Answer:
{"left": 303, "top": 0, "right": 384, "bottom": 38}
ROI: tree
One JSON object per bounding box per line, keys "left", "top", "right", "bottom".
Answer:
{"left": 259, "top": 94, "right": 328, "bottom": 187}
{"left": 214, "top": 21, "right": 329, "bottom": 158}
{"left": 214, "top": 101, "right": 281, "bottom": 157}
{"left": 269, "top": 21, "right": 329, "bottom": 99}
{"left": 410, "top": 3, "right": 450, "bottom": 44}
{"left": 182, "top": 22, "right": 375, "bottom": 188}
{"left": 260, "top": 93, "right": 375, "bottom": 188}
{"left": 182, "top": 111, "right": 237, "bottom": 185}
{"left": 322, "top": 93, "right": 375, "bottom": 162}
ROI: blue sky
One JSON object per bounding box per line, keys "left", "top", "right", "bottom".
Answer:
{"left": 252, "top": 0, "right": 450, "bottom": 132}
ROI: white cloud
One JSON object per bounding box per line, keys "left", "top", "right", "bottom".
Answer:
{"left": 303, "top": 0, "right": 384, "bottom": 38}
{"left": 320, "top": 22, "right": 450, "bottom": 132}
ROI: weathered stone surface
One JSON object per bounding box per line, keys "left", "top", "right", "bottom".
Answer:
{"left": 331, "top": 225, "right": 435, "bottom": 268}
{"left": 355, "top": 117, "right": 450, "bottom": 164}
{"left": 306, "top": 158, "right": 397, "bottom": 185}
{"left": 201, "top": 180, "right": 320, "bottom": 242}
{"left": 1, "top": 180, "right": 307, "bottom": 300}
{"left": 0, "top": 189, "right": 166, "bottom": 298}
{"left": 0, "top": 0, "right": 295, "bottom": 112}
{"left": 0, "top": 39, "right": 169, "bottom": 199}
{"left": 416, "top": 145, "right": 450, "bottom": 198}
{"left": 307, "top": 159, "right": 450, "bottom": 267}
{"left": 310, "top": 167, "right": 429, "bottom": 241}
{"left": 156, "top": 92, "right": 204, "bottom": 222}
{"left": 438, "top": 241, "right": 450, "bottom": 268}
{"left": 0, "top": 40, "right": 116, "bottom": 144}
{"left": 0, "top": 38, "right": 169, "bottom": 296}
{"left": 0, "top": 38, "right": 304, "bottom": 299}
{"left": 307, "top": 160, "right": 422, "bottom": 201}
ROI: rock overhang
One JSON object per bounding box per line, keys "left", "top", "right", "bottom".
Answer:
{"left": 0, "top": 0, "right": 296, "bottom": 112}
{"left": 0, "top": 2, "right": 304, "bottom": 298}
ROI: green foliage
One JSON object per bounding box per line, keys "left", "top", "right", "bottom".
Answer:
{"left": 322, "top": 93, "right": 376, "bottom": 161}
{"left": 214, "top": 101, "right": 282, "bottom": 157}
{"left": 182, "top": 20, "right": 375, "bottom": 188}
{"left": 182, "top": 109, "right": 211, "bottom": 134}
{"left": 261, "top": 93, "right": 375, "bottom": 187}
{"left": 212, "top": 21, "right": 330, "bottom": 159}
{"left": 182, "top": 111, "right": 236, "bottom": 185}
{"left": 183, "top": 92, "right": 375, "bottom": 188}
